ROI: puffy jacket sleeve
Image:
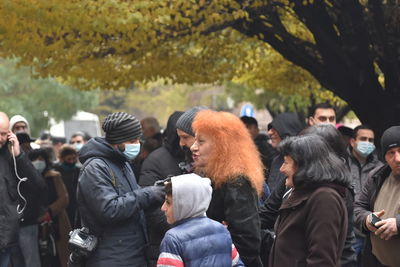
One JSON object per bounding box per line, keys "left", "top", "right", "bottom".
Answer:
{"left": 78, "top": 159, "right": 164, "bottom": 225}
{"left": 223, "top": 178, "right": 263, "bottom": 267}
{"left": 157, "top": 233, "right": 184, "bottom": 267}
{"left": 232, "top": 244, "right": 245, "bottom": 267}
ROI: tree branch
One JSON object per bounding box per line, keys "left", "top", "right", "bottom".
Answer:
{"left": 232, "top": 4, "right": 324, "bottom": 81}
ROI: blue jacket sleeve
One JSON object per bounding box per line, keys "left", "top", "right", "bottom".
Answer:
{"left": 157, "top": 233, "right": 184, "bottom": 267}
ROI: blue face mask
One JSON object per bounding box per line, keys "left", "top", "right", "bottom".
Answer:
{"left": 356, "top": 141, "right": 375, "bottom": 158}
{"left": 74, "top": 143, "right": 83, "bottom": 151}
{"left": 123, "top": 143, "right": 141, "bottom": 160}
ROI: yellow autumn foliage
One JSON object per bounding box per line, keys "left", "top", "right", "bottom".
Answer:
{"left": 0, "top": 0, "right": 333, "bottom": 102}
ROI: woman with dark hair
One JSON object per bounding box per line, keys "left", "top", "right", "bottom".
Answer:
{"left": 260, "top": 124, "right": 357, "bottom": 266}
{"left": 269, "top": 135, "right": 351, "bottom": 267}
{"left": 191, "top": 109, "right": 265, "bottom": 267}
{"left": 301, "top": 124, "right": 357, "bottom": 267}
{"left": 29, "top": 148, "right": 71, "bottom": 267}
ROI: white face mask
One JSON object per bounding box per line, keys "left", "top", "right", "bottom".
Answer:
{"left": 74, "top": 143, "right": 84, "bottom": 151}
{"left": 32, "top": 160, "right": 46, "bottom": 173}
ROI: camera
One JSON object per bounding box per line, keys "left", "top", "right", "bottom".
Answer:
{"left": 68, "top": 228, "right": 98, "bottom": 267}
{"left": 68, "top": 227, "right": 98, "bottom": 257}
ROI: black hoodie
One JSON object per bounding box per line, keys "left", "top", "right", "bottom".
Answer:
{"left": 267, "top": 112, "right": 306, "bottom": 192}
{"left": 139, "top": 111, "right": 185, "bottom": 186}
{"left": 268, "top": 112, "right": 306, "bottom": 139}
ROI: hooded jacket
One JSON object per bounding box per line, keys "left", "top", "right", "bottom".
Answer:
{"left": 267, "top": 112, "right": 305, "bottom": 192}
{"left": 268, "top": 112, "right": 305, "bottom": 140}
{"left": 77, "top": 137, "right": 164, "bottom": 267}
{"left": 158, "top": 174, "right": 243, "bottom": 267}
{"left": 139, "top": 111, "right": 185, "bottom": 187}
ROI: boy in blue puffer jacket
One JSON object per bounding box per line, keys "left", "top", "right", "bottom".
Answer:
{"left": 157, "top": 173, "right": 244, "bottom": 267}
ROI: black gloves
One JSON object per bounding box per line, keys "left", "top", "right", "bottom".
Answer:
{"left": 139, "top": 185, "right": 165, "bottom": 211}
{"left": 149, "top": 185, "right": 165, "bottom": 206}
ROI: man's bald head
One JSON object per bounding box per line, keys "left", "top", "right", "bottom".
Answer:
{"left": 0, "top": 112, "right": 10, "bottom": 148}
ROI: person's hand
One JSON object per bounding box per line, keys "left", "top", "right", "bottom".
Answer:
{"left": 374, "top": 218, "right": 398, "bottom": 240}
{"left": 7, "top": 131, "right": 20, "bottom": 157}
{"left": 365, "top": 210, "right": 385, "bottom": 232}
{"left": 150, "top": 185, "right": 166, "bottom": 206}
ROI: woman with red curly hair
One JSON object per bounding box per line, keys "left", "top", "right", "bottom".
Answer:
{"left": 191, "top": 109, "right": 264, "bottom": 267}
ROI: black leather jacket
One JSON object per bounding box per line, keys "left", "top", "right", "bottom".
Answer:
{"left": 207, "top": 175, "right": 263, "bottom": 267}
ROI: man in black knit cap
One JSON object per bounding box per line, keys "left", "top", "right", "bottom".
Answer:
{"left": 76, "top": 112, "right": 165, "bottom": 267}
{"left": 354, "top": 126, "right": 400, "bottom": 267}
{"left": 175, "top": 106, "right": 208, "bottom": 172}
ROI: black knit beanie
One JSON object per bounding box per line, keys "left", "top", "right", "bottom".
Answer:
{"left": 102, "top": 112, "right": 142, "bottom": 144}
{"left": 176, "top": 106, "right": 208, "bottom": 136}
{"left": 381, "top": 126, "right": 400, "bottom": 157}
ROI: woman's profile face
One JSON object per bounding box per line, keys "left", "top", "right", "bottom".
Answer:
{"left": 280, "top": 155, "right": 297, "bottom": 188}
{"left": 190, "top": 133, "right": 213, "bottom": 170}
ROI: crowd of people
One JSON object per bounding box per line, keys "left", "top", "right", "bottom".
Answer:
{"left": 0, "top": 102, "right": 399, "bottom": 267}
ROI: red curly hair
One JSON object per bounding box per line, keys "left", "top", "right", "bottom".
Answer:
{"left": 192, "top": 110, "right": 264, "bottom": 196}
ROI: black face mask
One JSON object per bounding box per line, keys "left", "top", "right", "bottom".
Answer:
{"left": 61, "top": 162, "right": 76, "bottom": 171}
{"left": 181, "top": 146, "right": 193, "bottom": 163}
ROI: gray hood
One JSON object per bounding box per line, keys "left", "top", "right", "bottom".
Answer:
{"left": 171, "top": 173, "right": 212, "bottom": 222}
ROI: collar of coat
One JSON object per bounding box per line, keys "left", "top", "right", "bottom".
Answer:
{"left": 280, "top": 183, "right": 346, "bottom": 210}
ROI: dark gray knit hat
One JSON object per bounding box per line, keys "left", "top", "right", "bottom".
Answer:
{"left": 176, "top": 106, "right": 208, "bottom": 136}
{"left": 102, "top": 112, "right": 142, "bottom": 144}
{"left": 381, "top": 126, "right": 400, "bottom": 157}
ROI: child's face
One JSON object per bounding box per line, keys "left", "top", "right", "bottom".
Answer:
{"left": 161, "top": 194, "right": 175, "bottom": 224}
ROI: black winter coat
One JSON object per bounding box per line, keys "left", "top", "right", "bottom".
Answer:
{"left": 266, "top": 155, "right": 285, "bottom": 193}
{"left": 254, "top": 134, "right": 277, "bottom": 171}
{"left": 207, "top": 175, "right": 263, "bottom": 267}
{"left": 139, "top": 146, "right": 183, "bottom": 266}
{"left": 138, "top": 111, "right": 185, "bottom": 267}
{"left": 0, "top": 146, "right": 45, "bottom": 249}
{"left": 78, "top": 137, "right": 163, "bottom": 267}
{"left": 139, "top": 147, "right": 182, "bottom": 186}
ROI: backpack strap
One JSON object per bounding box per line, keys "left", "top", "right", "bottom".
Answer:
{"left": 76, "top": 157, "right": 118, "bottom": 232}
